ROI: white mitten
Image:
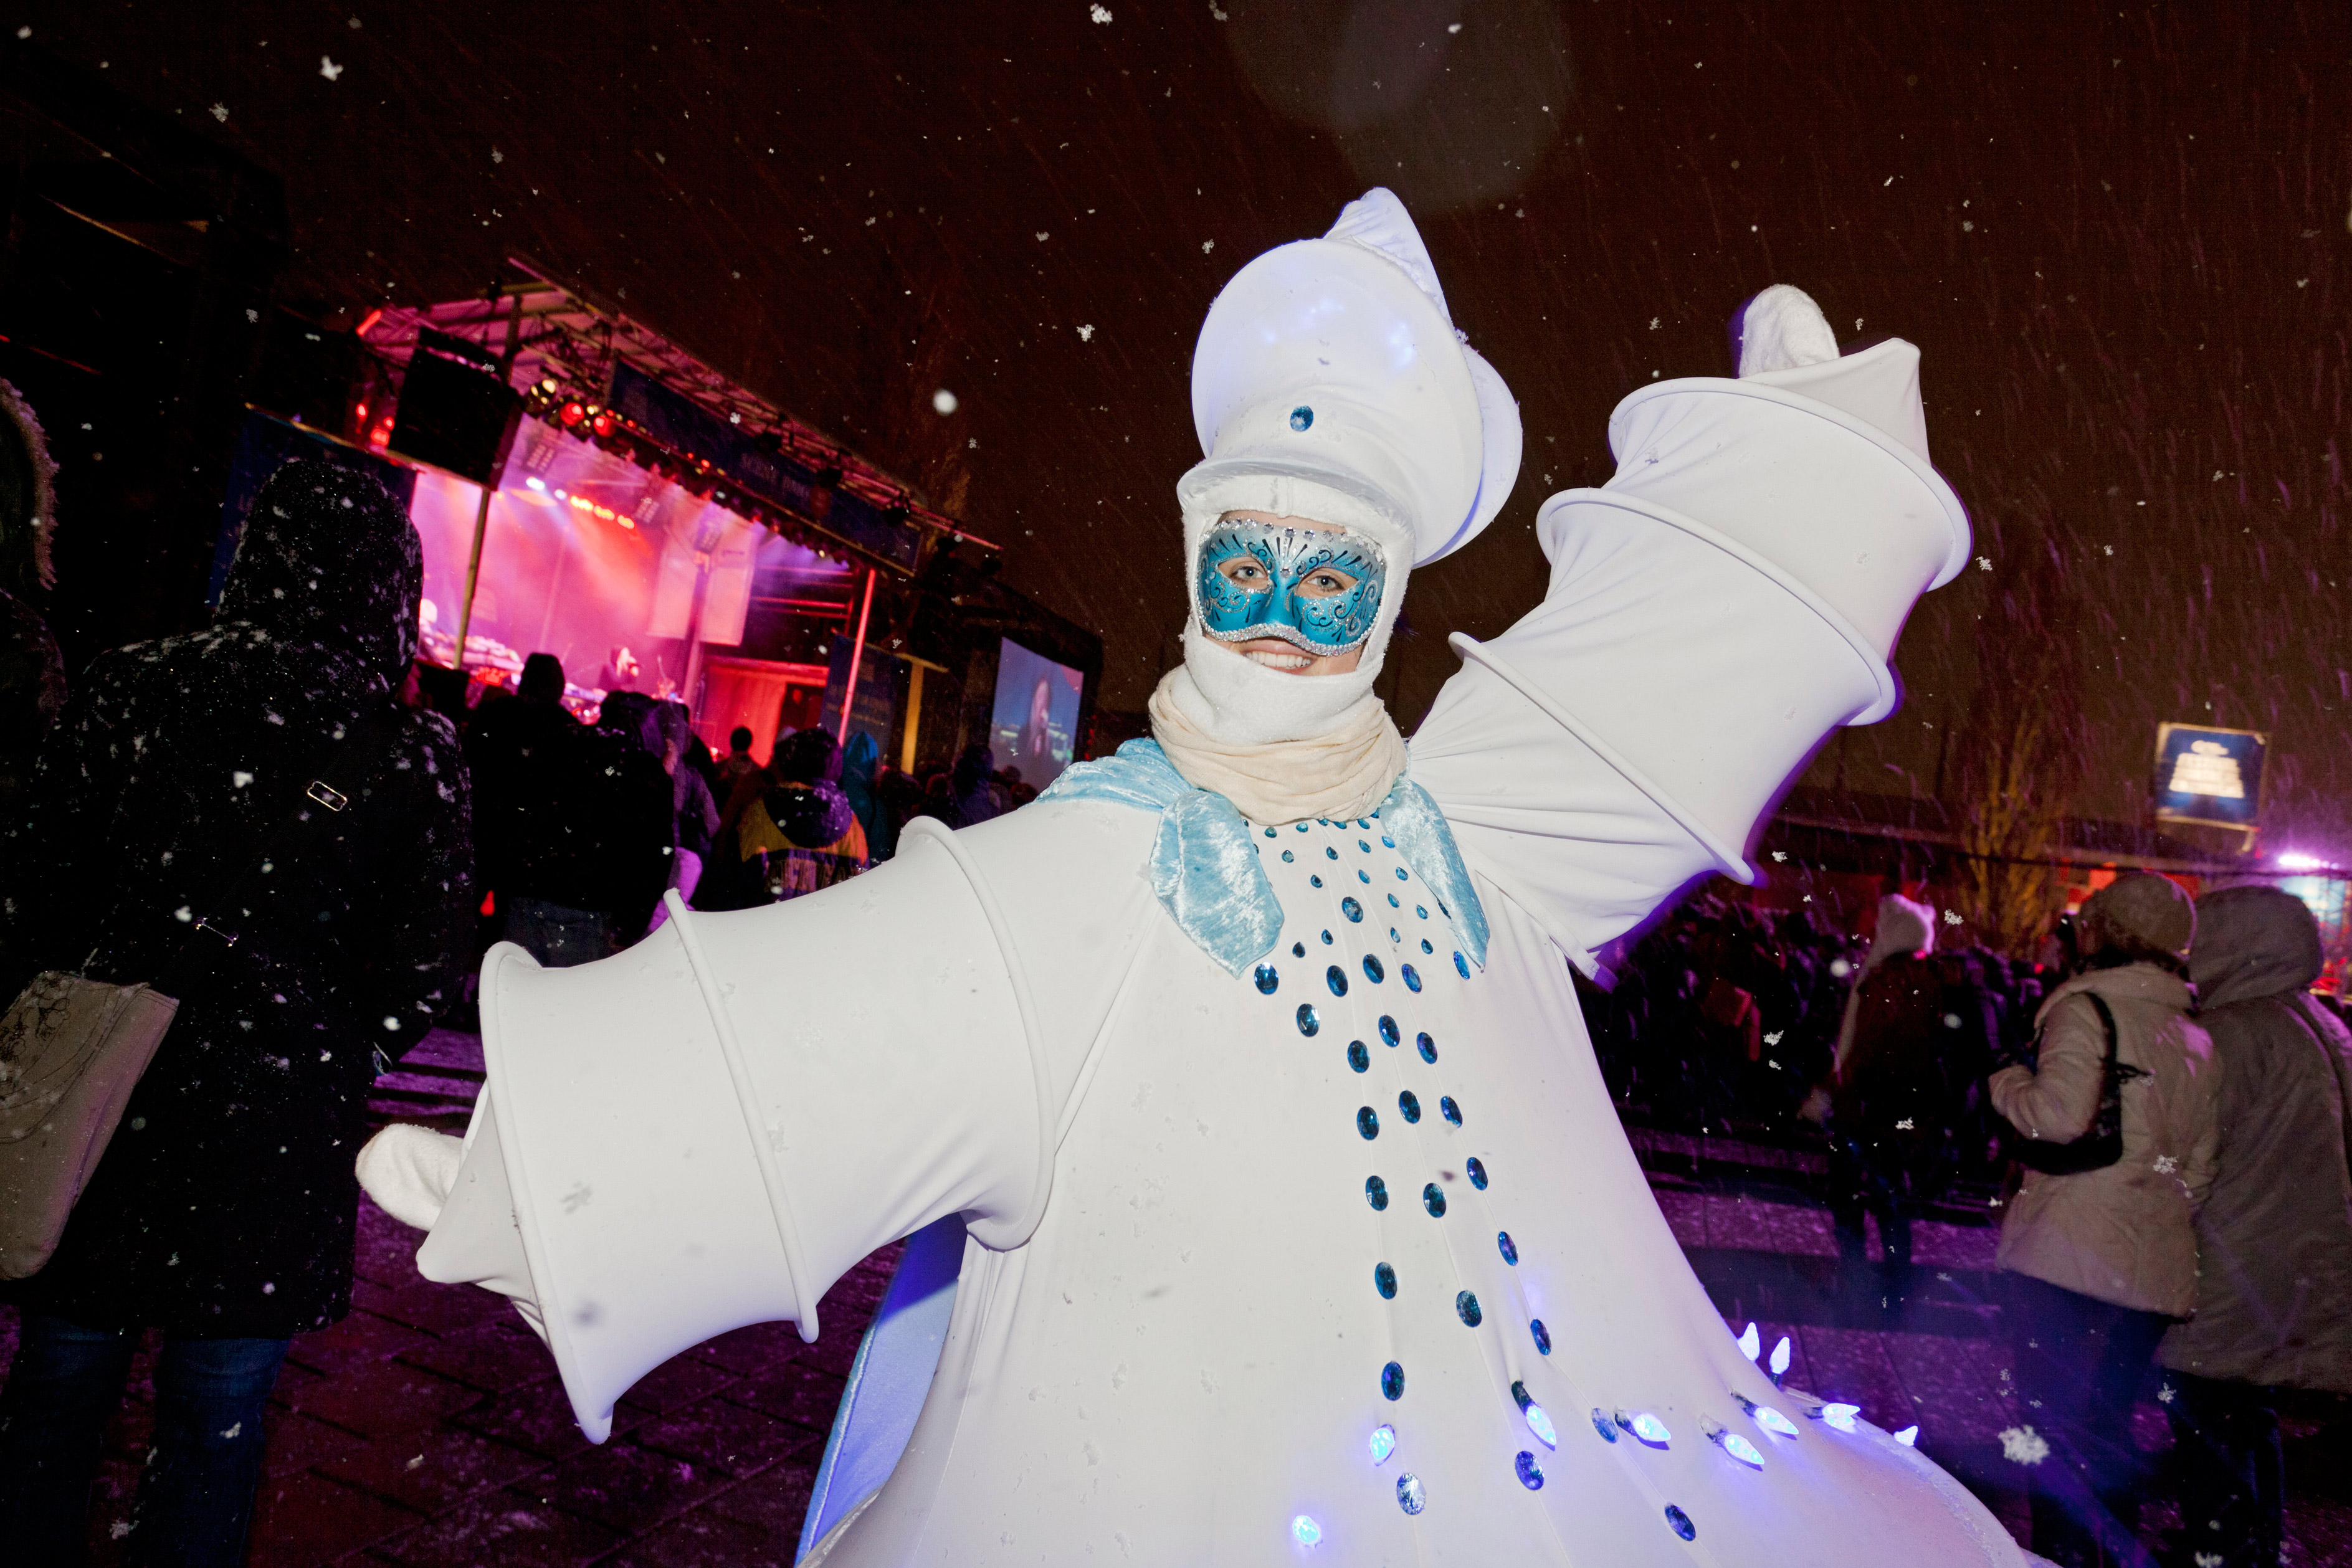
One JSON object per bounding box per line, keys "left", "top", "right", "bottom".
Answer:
{"left": 356, "top": 1123, "right": 466, "bottom": 1232}
{"left": 1735, "top": 283, "right": 1839, "bottom": 377}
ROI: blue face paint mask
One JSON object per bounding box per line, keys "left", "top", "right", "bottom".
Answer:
{"left": 1196, "top": 519, "right": 1388, "bottom": 658}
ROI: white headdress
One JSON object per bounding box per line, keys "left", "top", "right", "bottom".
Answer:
{"left": 1160, "top": 188, "right": 1521, "bottom": 748}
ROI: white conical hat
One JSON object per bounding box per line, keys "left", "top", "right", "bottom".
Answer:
{"left": 1180, "top": 188, "right": 1520, "bottom": 566}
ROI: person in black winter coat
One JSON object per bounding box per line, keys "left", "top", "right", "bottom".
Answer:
{"left": 465, "top": 657, "right": 670, "bottom": 966}
{"left": 0, "top": 460, "right": 472, "bottom": 1566}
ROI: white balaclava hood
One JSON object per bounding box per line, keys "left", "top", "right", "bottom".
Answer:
{"left": 1164, "top": 188, "right": 1522, "bottom": 745}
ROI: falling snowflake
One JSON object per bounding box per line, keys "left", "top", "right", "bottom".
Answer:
{"left": 1895, "top": 1118, "right": 1915, "bottom": 1130}
{"left": 1770, "top": 850, "right": 1786, "bottom": 861}
{"left": 1943, "top": 909, "right": 1963, "bottom": 923}
{"left": 1201, "top": 239, "right": 1215, "bottom": 253}
{"left": 1036, "top": 232, "right": 1050, "bottom": 242}
{"left": 1091, "top": 2, "right": 1113, "bottom": 20}
{"left": 1999, "top": 1426, "right": 2051, "bottom": 1465}
{"left": 1976, "top": 555, "right": 1993, "bottom": 571}
{"left": 1077, "top": 324, "right": 1095, "bottom": 341}
{"left": 2153, "top": 1154, "right": 2178, "bottom": 1174}
{"left": 491, "top": 147, "right": 505, "bottom": 163}
{"left": 210, "top": 103, "right": 230, "bottom": 121}
{"left": 1763, "top": 1031, "right": 1783, "bottom": 1045}
{"left": 320, "top": 55, "right": 343, "bottom": 80}
{"left": 2196, "top": 1554, "right": 2223, "bottom": 1567}
{"left": 1649, "top": 316, "right": 1661, "bottom": 330}
{"left": 1447, "top": 20, "right": 1461, "bottom": 31}
{"left": 2157, "top": 1382, "right": 2178, "bottom": 1404}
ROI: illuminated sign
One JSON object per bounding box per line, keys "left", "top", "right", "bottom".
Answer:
{"left": 2153, "top": 723, "right": 2267, "bottom": 830}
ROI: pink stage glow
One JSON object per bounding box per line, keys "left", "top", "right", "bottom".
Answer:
{"left": 410, "top": 417, "right": 828, "bottom": 718}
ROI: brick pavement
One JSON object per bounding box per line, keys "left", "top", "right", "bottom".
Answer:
{"left": 0, "top": 1030, "right": 2345, "bottom": 1565}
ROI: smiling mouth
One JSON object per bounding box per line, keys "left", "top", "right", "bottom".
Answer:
{"left": 1244, "top": 649, "right": 1314, "bottom": 672}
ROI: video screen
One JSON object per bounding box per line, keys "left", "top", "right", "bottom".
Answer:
{"left": 990, "top": 637, "right": 1084, "bottom": 790}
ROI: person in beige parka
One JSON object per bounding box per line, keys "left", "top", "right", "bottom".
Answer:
{"left": 1988, "top": 872, "right": 2219, "bottom": 1568}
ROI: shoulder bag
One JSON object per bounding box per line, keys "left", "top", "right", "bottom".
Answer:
{"left": 2001, "top": 991, "right": 2147, "bottom": 1176}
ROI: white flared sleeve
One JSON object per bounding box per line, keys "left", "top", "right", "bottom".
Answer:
{"left": 1407, "top": 339, "right": 1968, "bottom": 975}
{"left": 411, "top": 799, "right": 1157, "bottom": 1442}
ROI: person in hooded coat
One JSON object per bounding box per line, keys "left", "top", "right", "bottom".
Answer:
{"left": 1988, "top": 872, "right": 2218, "bottom": 1568}
{"left": 0, "top": 460, "right": 472, "bottom": 1564}
{"left": 2156, "top": 885, "right": 2352, "bottom": 1568}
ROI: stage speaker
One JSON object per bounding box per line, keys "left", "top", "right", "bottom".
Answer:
{"left": 248, "top": 313, "right": 363, "bottom": 434}
{"left": 388, "top": 327, "right": 520, "bottom": 485}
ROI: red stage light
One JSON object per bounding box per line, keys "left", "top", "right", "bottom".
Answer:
{"left": 591, "top": 412, "right": 614, "bottom": 437}
{"left": 558, "top": 401, "right": 587, "bottom": 428}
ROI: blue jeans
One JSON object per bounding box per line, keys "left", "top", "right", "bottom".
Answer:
{"left": 2006, "top": 1273, "right": 2168, "bottom": 1568}
{"left": 0, "top": 1313, "right": 290, "bottom": 1567}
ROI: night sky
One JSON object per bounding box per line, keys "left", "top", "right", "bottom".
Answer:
{"left": 20, "top": 1, "right": 2352, "bottom": 853}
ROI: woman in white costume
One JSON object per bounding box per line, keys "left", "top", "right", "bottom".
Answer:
{"left": 361, "top": 189, "right": 2017, "bottom": 1565}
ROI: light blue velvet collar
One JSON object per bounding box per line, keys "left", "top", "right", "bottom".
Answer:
{"left": 1040, "top": 738, "right": 1488, "bottom": 978}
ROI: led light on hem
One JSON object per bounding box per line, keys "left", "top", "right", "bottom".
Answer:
{"left": 1738, "top": 1321, "right": 1760, "bottom": 1361}
{"left": 1292, "top": 1514, "right": 1323, "bottom": 1546}
{"left": 1769, "top": 1336, "right": 1792, "bottom": 1377}
{"left": 1714, "top": 1428, "right": 1766, "bottom": 1468}
{"left": 1814, "top": 1402, "right": 1861, "bottom": 1433}
{"left": 1735, "top": 1393, "right": 1800, "bottom": 1438}
{"left": 1895, "top": 1425, "right": 1919, "bottom": 1447}
{"left": 1510, "top": 1381, "right": 1557, "bottom": 1450}
{"left": 1617, "top": 1410, "right": 1671, "bottom": 1447}
{"left": 1368, "top": 1425, "right": 1396, "bottom": 1465}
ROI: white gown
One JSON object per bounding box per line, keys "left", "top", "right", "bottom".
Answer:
{"left": 410, "top": 343, "right": 2015, "bottom": 1565}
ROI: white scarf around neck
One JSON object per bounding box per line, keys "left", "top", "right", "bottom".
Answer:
{"left": 1149, "top": 654, "right": 1406, "bottom": 826}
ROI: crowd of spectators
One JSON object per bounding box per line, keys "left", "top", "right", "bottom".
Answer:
{"left": 1582, "top": 891, "right": 2045, "bottom": 1161}
{"left": 402, "top": 649, "right": 1057, "bottom": 974}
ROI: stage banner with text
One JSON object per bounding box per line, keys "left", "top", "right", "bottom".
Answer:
{"left": 2153, "top": 723, "right": 2267, "bottom": 831}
